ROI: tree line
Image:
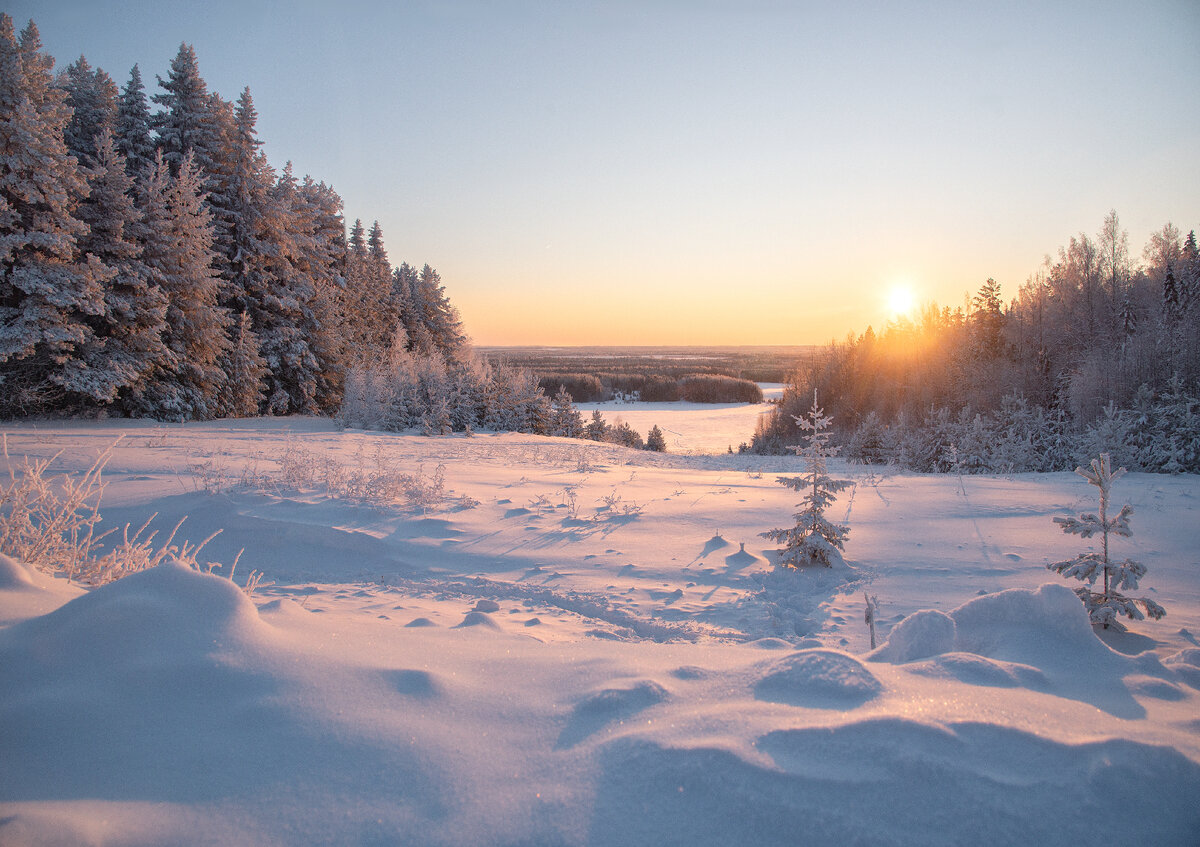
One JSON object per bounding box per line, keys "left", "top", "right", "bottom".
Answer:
{"left": 0, "top": 16, "right": 473, "bottom": 422}
{"left": 751, "top": 212, "right": 1200, "bottom": 473}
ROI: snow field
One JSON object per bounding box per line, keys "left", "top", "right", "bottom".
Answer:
{"left": 1, "top": 411, "right": 1199, "bottom": 845}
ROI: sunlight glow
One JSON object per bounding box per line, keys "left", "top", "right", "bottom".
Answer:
{"left": 887, "top": 284, "right": 916, "bottom": 319}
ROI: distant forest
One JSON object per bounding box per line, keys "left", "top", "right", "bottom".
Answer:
{"left": 482, "top": 347, "right": 813, "bottom": 403}
{"left": 752, "top": 214, "right": 1200, "bottom": 473}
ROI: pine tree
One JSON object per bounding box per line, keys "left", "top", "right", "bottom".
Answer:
{"left": 294, "top": 175, "right": 348, "bottom": 413}
{"left": 115, "top": 64, "right": 155, "bottom": 182}
{"left": 584, "top": 409, "right": 609, "bottom": 442}
{"left": 60, "top": 55, "right": 118, "bottom": 162}
{"left": 75, "top": 127, "right": 169, "bottom": 409}
{"left": 410, "top": 263, "right": 466, "bottom": 359}
{"left": 219, "top": 310, "right": 267, "bottom": 417}
{"left": 761, "top": 391, "right": 853, "bottom": 568}
{"left": 550, "top": 385, "right": 584, "bottom": 437}
{"left": 0, "top": 15, "right": 108, "bottom": 415}
{"left": 129, "top": 151, "right": 228, "bottom": 419}
{"left": 646, "top": 424, "right": 667, "bottom": 452}
{"left": 152, "top": 43, "right": 218, "bottom": 177}
{"left": 1047, "top": 453, "right": 1166, "bottom": 630}
{"left": 608, "top": 420, "right": 644, "bottom": 449}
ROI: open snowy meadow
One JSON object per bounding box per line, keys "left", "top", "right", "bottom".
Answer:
{"left": 2, "top": 398, "right": 1200, "bottom": 845}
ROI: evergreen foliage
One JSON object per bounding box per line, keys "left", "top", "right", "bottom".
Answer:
{"left": 646, "top": 424, "right": 667, "bottom": 452}
{"left": 128, "top": 151, "right": 228, "bottom": 419}
{"left": 761, "top": 392, "right": 852, "bottom": 568}
{"left": 550, "top": 385, "right": 584, "bottom": 438}
{"left": 75, "top": 127, "right": 169, "bottom": 409}
{"left": 115, "top": 64, "right": 155, "bottom": 183}
{"left": 59, "top": 55, "right": 118, "bottom": 162}
{"left": 1047, "top": 454, "right": 1166, "bottom": 630}
{"left": 0, "top": 15, "right": 108, "bottom": 415}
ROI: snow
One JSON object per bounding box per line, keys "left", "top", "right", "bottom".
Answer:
{"left": 1, "top": 410, "right": 1199, "bottom": 845}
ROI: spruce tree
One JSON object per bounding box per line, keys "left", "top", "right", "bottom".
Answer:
{"left": 207, "top": 88, "right": 317, "bottom": 415}
{"left": 59, "top": 54, "right": 118, "bottom": 162}
{"left": 584, "top": 409, "right": 609, "bottom": 442}
{"left": 152, "top": 43, "right": 217, "bottom": 177}
{"left": 342, "top": 219, "right": 399, "bottom": 365}
{"left": 550, "top": 385, "right": 584, "bottom": 437}
{"left": 129, "top": 151, "right": 228, "bottom": 419}
{"left": 75, "top": 127, "right": 169, "bottom": 409}
{"left": 115, "top": 64, "right": 155, "bottom": 183}
{"left": 294, "top": 175, "right": 349, "bottom": 413}
{"left": 220, "top": 310, "right": 267, "bottom": 417}
{"left": 646, "top": 424, "right": 667, "bottom": 452}
{"left": 761, "top": 391, "right": 853, "bottom": 568}
{"left": 0, "top": 15, "right": 107, "bottom": 415}
{"left": 412, "top": 263, "right": 466, "bottom": 359}
{"left": 1048, "top": 453, "right": 1166, "bottom": 629}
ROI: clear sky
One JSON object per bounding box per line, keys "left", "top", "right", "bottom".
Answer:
{"left": 8, "top": 0, "right": 1200, "bottom": 345}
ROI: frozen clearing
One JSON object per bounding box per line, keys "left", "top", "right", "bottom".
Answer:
{"left": 2, "top": 408, "right": 1199, "bottom": 846}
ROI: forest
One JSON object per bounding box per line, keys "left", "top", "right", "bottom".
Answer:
{"left": 0, "top": 14, "right": 608, "bottom": 441}
{"left": 751, "top": 218, "right": 1200, "bottom": 473}
{"left": 482, "top": 346, "right": 814, "bottom": 402}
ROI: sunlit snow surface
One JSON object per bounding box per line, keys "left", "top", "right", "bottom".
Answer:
{"left": 1, "top": 407, "right": 1199, "bottom": 846}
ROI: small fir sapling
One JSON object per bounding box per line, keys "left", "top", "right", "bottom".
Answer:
{"left": 1047, "top": 453, "right": 1166, "bottom": 630}
{"left": 646, "top": 424, "right": 667, "bottom": 452}
{"left": 761, "top": 391, "right": 852, "bottom": 567}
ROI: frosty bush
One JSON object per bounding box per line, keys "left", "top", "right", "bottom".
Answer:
{"left": 1047, "top": 453, "right": 1166, "bottom": 630}
{"left": 0, "top": 438, "right": 248, "bottom": 587}
{"left": 274, "top": 441, "right": 446, "bottom": 512}
{"left": 761, "top": 392, "right": 852, "bottom": 568}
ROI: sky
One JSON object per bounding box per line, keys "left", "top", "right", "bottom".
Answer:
{"left": 8, "top": 0, "right": 1200, "bottom": 346}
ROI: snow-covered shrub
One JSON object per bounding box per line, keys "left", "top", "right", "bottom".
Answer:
{"left": 646, "top": 425, "right": 667, "bottom": 452}
{"left": 761, "top": 392, "right": 852, "bottom": 568}
{"left": 608, "top": 420, "right": 645, "bottom": 450}
{"left": 0, "top": 438, "right": 247, "bottom": 587}
{"left": 844, "top": 411, "right": 891, "bottom": 465}
{"left": 550, "top": 386, "right": 585, "bottom": 438}
{"left": 0, "top": 439, "right": 111, "bottom": 580}
{"left": 274, "top": 441, "right": 446, "bottom": 512}
{"left": 1047, "top": 453, "right": 1166, "bottom": 630}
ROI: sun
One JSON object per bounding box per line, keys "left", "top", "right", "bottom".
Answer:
{"left": 887, "top": 284, "right": 916, "bottom": 319}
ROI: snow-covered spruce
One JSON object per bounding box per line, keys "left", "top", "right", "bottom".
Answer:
{"left": 1047, "top": 453, "right": 1166, "bottom": 630}
{"left": 761, "top": 391, "right": 852, "bottom": 568}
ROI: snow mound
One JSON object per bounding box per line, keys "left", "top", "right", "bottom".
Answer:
{"left": 0, "top": 559, "right": 264, "bottom": 668}
{"left": 867, "top": 608, "right": 956, "bottom": 663}
{"left": 906, "top": 653, "right": 1048, "bottom": 689}
{"left": 588, "top": 720, "right": 1200, "bottom": 846}
{"left": 753, "top": 649, "right": 882, "bottom": 708}
{"left": 950, "top": 583, "right": 1103, "bottom": 663}
{"left": 258, "top": 597, "right": 311, "bottom": 617}
{"left": 871, "top": 583, "right": 1114, "bottom": 668}
{"left": 455, "top": 610, "right": 499, "bottom": 628}
{"left": 556, "top": 680, "right": 668, "bottom": 749}
{"left": 0, "top": 559, "right": 447, "bottom": 815}
{"left": 1164, "top": 648, "right": 1200, "bottom": 689}
{"left": 0, "top": 552, "right": 36, "bottom": 590}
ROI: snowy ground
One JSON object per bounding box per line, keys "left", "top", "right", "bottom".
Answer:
{"left": 2, "top": 403, "right": 1199, "bottom": 845}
